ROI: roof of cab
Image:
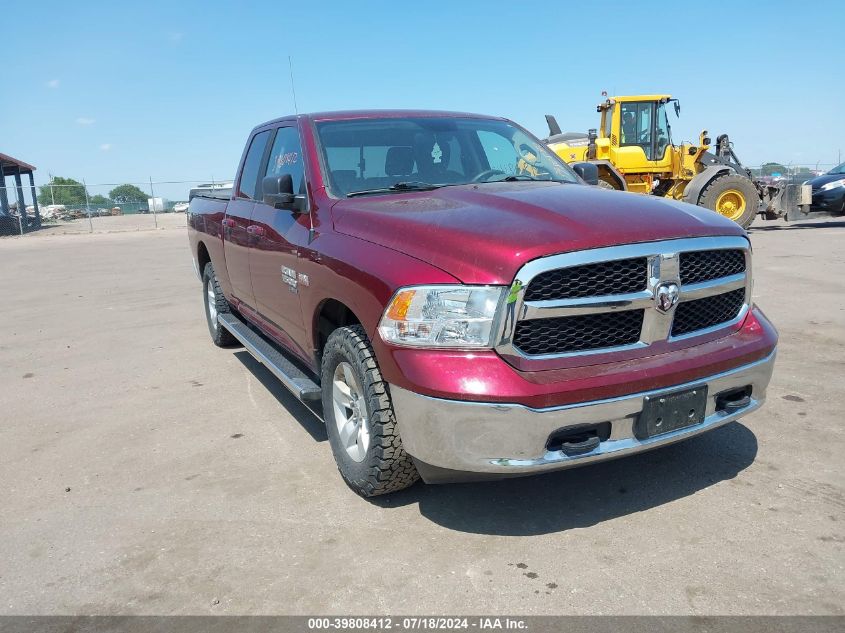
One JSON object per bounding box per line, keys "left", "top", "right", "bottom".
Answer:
{"left": 253, "top": 109, "right": 507, "bottom": 131}
{"left": 608, "top": 94, "right": 673, "bottom": 102}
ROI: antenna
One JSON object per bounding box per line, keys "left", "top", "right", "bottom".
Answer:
{"left": 288, "top": 56, "right": 298, "bottom": 114}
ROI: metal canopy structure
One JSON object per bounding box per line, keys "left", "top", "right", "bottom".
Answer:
{"left": 0, "top": 152, "right": 41, "bottom": 234}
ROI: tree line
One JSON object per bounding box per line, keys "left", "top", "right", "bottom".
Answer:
{"left": 38, "top": 177, "right": 149, "bottom": 207}
{"left": 751, "top": 163, "right": 816, "bottom": 177}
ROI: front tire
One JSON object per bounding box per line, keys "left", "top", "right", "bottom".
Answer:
{"left": 321, "top": 325, "right": 419, "bottom": 497}
{"left": 202, "top": 262, "right": 236, "bottom": 347}
{"left": 696, "top": 174, "right": 759, "bottom": 229}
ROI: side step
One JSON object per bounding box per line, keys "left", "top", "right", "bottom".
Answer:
{"left": 218, "top": 312, "right": 322, "bottom": 401}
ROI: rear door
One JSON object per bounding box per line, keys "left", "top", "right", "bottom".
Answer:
{"left": 249, "top": 124, "right": 311, "bottom": 355}
{"left": 223, "top": 129, "right": 271, "bottom": 308}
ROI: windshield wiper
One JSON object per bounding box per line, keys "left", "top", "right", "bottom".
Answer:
{"left": 500, "top": 175, "right": 545, "bottom": 182}
{"left": 488, "top": 175, "right": 565, "bottom": 183}
{"left": 347, "top": 181, "right": 443, "bottom": 197}
{"left": 390, "top": 181, "right": 442, "bottom": 191}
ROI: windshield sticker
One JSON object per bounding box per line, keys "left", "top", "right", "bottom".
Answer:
{"left": 275, "top": 152, "right": 299, "bottom": 170}
{"left": 431, "top": 142, "right": 443, "bottom": 164}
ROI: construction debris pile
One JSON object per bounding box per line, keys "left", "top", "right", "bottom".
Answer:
{"left": 36, "top": 205, "right": 123, "bottom": 221}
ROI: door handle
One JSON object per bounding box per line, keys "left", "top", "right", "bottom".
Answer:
{"left": 246, "top": 225, "right": 266, "bottom": 237}
{"left": 221, "top": 218, "right": 235, "bottom": 228}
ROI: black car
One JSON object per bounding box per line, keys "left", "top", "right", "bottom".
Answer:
{"left": 806, "top": 163, "right": 845, "bottom": 213}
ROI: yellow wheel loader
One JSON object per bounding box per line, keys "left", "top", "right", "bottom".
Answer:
{"left": 544, "top": 94, "right": 810, "bottom": 228}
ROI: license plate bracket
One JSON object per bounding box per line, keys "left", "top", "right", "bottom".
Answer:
{"left": 635, "top": 385, "right": 709, "bottom": 440}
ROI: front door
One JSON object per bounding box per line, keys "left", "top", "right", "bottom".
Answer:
{"left": 223, "top": 129, "right": 271, "bottom": 308}
{"left": 249, "top": 125, "right": 310, "bottom": 357}
{"left": 617, "top": 101, "right": 655, "bottom": 169}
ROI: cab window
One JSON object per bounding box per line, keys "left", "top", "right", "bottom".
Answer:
{"left": 602, "top": 109, "right": 612, "bottom": 138}
{"left": 237, "top": 130, "right": 271, "bottom": 199}
{"left": 265, "top": 126, "right": 305, "bottom": 194}
{"left": 620, "top": 102, "right": 654, "bottom": 159}
{"left": 655, "top": 103, "right": 671, "bottom": 160}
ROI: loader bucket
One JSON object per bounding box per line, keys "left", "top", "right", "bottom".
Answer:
{"left": 759, "top": 181, "right": 812, "bottom": 221}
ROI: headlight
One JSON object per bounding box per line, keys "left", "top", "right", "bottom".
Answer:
{"left": 379, "top": 285, "right": 504, "bottom": 348}
{"left": 820, "top": 179, "right": 845, "bottom": 191}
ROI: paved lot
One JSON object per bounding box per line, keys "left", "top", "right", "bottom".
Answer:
{"left": 0, "top": 217, "right": 843, "bottom": 615}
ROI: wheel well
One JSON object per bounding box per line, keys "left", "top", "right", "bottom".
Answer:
{"left": 197, "top": 241, "right": 211, "bottom": 271}
{"left": 316, "top": 299, "right": 362, "bottom": 360}
{"left": 683, "top": 166, "right": 734, "bottom": 204}
{"left": 596, "top": 164, "right": 626, "bottom": 190}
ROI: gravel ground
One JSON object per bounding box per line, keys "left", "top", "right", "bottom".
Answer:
{"left": 0, "top": 217, "right": 842, "bottom": 615}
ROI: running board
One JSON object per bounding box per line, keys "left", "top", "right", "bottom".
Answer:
{"left": 218, "top": 312, "right": 322, "bottom": 401}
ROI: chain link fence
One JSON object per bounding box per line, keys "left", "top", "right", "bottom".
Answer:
{"left": 0, "top": 177, "right": 233, "bottom": 236}
{"left": 1, "top": 161, "right": 842, "bottom": 238}
{"left": 748, "top": 162, "right": 841, "bottom": 186}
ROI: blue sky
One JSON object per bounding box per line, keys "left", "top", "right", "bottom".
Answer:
{"left": 3, "top": 0, "right": 843, "bottom": 201}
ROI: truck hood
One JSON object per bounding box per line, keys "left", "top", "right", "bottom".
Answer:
{"left": 331, "top": 182, "right": 746, "bottom": 284}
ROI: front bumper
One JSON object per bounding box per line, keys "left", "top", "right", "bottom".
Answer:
{"left": 811, "top": 188, "right": 845, "bottom": 211}
{"left": 391, "top": 350, "right": 776, "bottom": 482}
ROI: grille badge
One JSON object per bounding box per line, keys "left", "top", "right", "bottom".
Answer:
{"left": 654, "top": 282, "right": 680, "bottom": 313}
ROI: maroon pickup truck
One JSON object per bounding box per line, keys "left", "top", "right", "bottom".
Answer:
{"left": 187, "top": 110, "right": 777, "bottom": 497}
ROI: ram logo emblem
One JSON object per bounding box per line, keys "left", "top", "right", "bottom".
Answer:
{"left": 654, "top": 282, "right": 680, "bottom": 313}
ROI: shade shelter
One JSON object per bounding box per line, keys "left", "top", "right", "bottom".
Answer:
{"left": 0, "top": 152, "right": 40, "bottom": 233}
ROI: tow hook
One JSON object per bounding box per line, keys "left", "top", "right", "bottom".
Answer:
{"left": 716, "top": 386, "right": 753, "bottom": 413}
{"left": 547, "top": 423, "right": 610, "bottom": 457}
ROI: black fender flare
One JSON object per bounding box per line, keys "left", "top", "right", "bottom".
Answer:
{"left": 590, "top": 160, "right": 628, "bottom": 191}
{"left": 682, "top": 165, "right": 734, "bottom": 204}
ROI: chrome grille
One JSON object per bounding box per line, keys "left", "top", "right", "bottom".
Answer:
{"left": 514, "top": 310, "right": 644, "bottom": 355}
{"left": 672, "top": 288, "right": 746, "bottom": 336}
{"left": 498, "top": 237, "right": 751, "bottom": 360}
{"left": 680, "top": 249, "right": 745, "bottom": 285}
{"left": 525, "top": 257, "right": 647, "bottom": 301}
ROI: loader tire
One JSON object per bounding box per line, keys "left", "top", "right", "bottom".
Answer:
{"left": 202, "top": 262, "right": 237, "bottom": 347}
{"left": 596, "top": 180, "right": 617, "bottom": 191}
{"left": 697, "top": 174, "right": 758, "bottom": 229}
{"left": 321, "top": 325, "right": 419, "bottom": 497}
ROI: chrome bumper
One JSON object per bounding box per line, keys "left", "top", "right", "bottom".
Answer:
{"left": 391, "top": 350, "right": 776, "bottom": 480}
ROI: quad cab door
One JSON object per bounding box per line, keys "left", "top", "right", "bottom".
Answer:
{"left": 248, "top": 124, "right": 312, "bottom": 361}
{"left": 223, "top": 129, "right": 272, "bottom": 308}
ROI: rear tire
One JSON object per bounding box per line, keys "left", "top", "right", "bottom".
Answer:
{"left": 696, "top": 174, "right": 759, "bottom": 229}
{"left": 321, "top": 325, "right": 419, "bottom": 497}
{"left": 202, "top": 262, "right": 237, "bottom": 347}
{"left": 596, "top": 180, "right": 617, "bottom": 191}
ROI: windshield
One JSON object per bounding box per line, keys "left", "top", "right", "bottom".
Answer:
{"left": 829, "top": 162, "right": 845, "bottom": 175}
{"left": 315, "top": 116, "right": 579, "bottom": 197}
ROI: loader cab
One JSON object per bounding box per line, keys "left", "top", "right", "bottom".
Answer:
{"left": 606, "top": 95, "right": 677, "bottom": 176}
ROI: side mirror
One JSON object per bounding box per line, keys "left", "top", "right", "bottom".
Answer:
{"left": 262, "top": 174, "right": 305, "bottom": 212}
{"left": 572, "top": 162, "right": 599, "bottom": 186}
